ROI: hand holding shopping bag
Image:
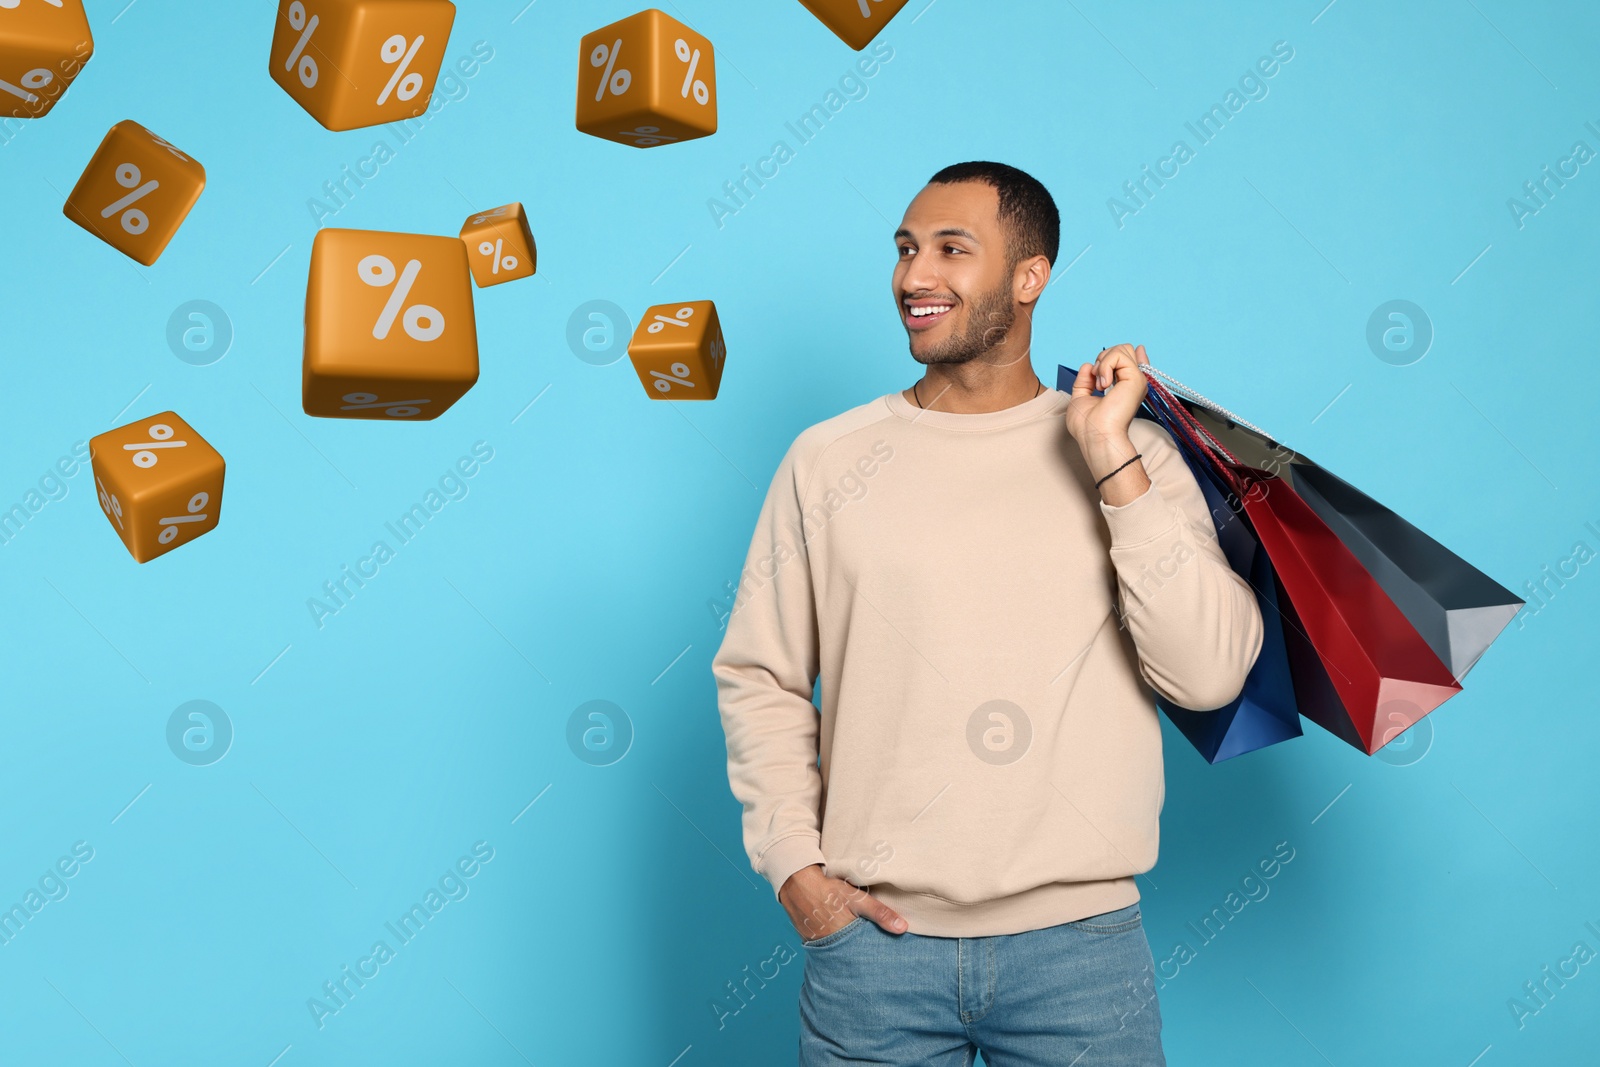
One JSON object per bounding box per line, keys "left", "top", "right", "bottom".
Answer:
{"left": 1057, "top": 361, "right": 1302, "bottom": 763}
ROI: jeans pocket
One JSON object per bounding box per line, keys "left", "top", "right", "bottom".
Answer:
{"left": 801, "top": 915, "right": 867, "bottom": 948}
{"left": 1065, "top": 902, "right": 1142, "bottom": 934}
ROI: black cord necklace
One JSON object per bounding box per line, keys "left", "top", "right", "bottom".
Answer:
{"left": 913, "top": 377, "right": 1043, "bottom": 409}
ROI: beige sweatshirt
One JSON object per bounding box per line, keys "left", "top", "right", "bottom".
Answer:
{"left": 712, "top": 386, "right": 1264, "bottom": 937}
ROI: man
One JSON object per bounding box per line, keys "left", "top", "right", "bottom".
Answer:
{"left": 712, "top": 160, "right": 1264, "bottom": 1065}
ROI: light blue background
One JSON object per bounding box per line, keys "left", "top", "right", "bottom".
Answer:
{"left": 0, "top": 1, "right": 1596, "bottom": 1064}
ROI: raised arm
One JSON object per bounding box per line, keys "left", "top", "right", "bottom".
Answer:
{"left": 1067, "top": 347, "right": 1264, "bottom": 711}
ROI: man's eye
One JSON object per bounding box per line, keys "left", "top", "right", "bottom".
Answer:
{"left": 945, "top": 246, "right": 965, "bottom": 254}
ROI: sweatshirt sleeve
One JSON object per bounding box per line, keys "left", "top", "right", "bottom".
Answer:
{"left": 712, "top": 439, "right": 829, "bottom": 899}
{"left": 1096, "top": 419, "right": 1265, "bottom": 711}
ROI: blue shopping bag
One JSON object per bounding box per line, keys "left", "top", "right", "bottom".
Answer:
{"left": 1058, "top": 364, "right": 1303, "bottom": 762}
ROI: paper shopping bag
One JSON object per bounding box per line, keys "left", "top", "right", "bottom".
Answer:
{"left": 1177, "top": 402, "right": 1523, "bottom": 683}
{"left": 1140, "top": 374, "right": 1464, "bottom": 755}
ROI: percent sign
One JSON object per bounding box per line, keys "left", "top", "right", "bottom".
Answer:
{"left": 158, "top": 491, "right": 209, "bottom": 545}
{"left": 0, "top": 68, "right": 51, "bottom": 104}
{"left": 856, "top": 0, "right": 884, "bottom": 15}
{"left": 357, "top": 255, "right": 444, "bottom": 341}
{"left": 340, "top": 392, "right": 431, "bottom": 418}
{"left": 96, "top": 475, "right": 124, "bottom": 531}
{"left": 284, "top": 1, "right": 320, "bottom": 88}
{"left": 101, "top": 163, "right": 158, "bottom": 236}
{"left": 647, "top": 306, "right": 695, "bottom": 333}
{"left": 124, "top": 423, "right": 187, "bottom": 469}
{"left": 651, "top": 362, "right": 695, "bottom": 395}
{"left": 147, "top": 132, "right": 190, "bottom": 163}
{"left": 478, "top": 239, "right": 518, "bottom": 275}
{"left": 376, "top": 33, "right": 425, "bottom": 105}
{"left": 646, "top": 309, "right": 697, "bottom": 394}
{"left": 590, "top": 39, "right": 631, "bottom": 101}
{"left": 673, "top": 39, "right": 708, "bottom": 105}
{"left": 618, "top": 125, "right": 678, "bottom": 147}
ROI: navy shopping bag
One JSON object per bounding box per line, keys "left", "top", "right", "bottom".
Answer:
{"left": 1058, "top": 364, "right": 1303, "bottom": 762}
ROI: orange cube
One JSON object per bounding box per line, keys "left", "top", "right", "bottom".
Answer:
{"left": 796, "top": 0, "right": 909, "bottom": 50}
{"left": 0, "top": 0, "right": 94, "bottom": 120}
{"left": 627, "top": 300, "right": 725, "bottom": 400}
{"left": 63, "top": 120, "right": 204, "bottom": 266}
{"left": 459, "top": 202, "right": 536, "bottom": 288}
{"left": 90, "top": 412, "right": 225, "bottom": 564}
{"left": 268, "top": 0, "right": 456, "bottom": 132}
{"left": 576, "top": 8, "right": 715, "bottom": 149}
{"left": 304, "top": 228, "right": 479, "bottom": 421}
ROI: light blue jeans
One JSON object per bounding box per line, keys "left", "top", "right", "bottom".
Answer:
{"left": 798, "top": 902, "right": 1165, "bottom": 1066}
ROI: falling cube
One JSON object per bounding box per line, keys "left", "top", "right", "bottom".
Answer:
{"left": 0, "top": 0, "right": 93, "bottom": 121}
{"left": 459, "top": 202, "right": 536, "bottom": 288}
{"left": 90, "top": 411, "right": 224, "bottom": 563}
{"left": 627, "top": 300, "right": 725, "bottom": 399}
{"left": 576, "top": 8, "right": 716, "bottom": 148}
{"left": 303, "top": 228, "right": 479, "bottom": 420}
{"left": 63, "top": 120, "right": 205, "bottom": 266}
{"left": 269, "top": 0, "right": 456, "bottom": 132}
{"left": 796, "top": 0, "right": 909, "bottom": 50}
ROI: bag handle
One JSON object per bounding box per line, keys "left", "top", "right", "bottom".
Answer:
{"left": 1145, "top": 374, "right": 1234, "bottom": 460}
{"left": 1137, "top": 363, "right": 1278, "bottom": 444}
{"left": 1134, "top": 372, "right": 1258, "bottom": 500}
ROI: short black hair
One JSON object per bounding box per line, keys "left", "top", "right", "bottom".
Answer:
{"left": 926, "top": 161, "right": 1060, "bottom": 269}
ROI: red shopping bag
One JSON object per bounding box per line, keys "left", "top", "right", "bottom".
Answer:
{"left": 1142, "top": 372, "right": 1463, "bottom": 755}
{"left": 1175, "top": 400, "right": 1522, "bottom": 684}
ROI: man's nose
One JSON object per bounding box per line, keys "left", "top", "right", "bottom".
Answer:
{"left": 899, "top": 248, "right": 941, "bottom": 293}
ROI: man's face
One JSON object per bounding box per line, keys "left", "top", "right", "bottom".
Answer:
{"left": 893, "top": 181, "right": 1017, "bottom": 366}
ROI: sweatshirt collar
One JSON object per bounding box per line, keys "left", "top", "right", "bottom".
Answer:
{"left": 882, "top": 385, "right": 1068, "bottom": 431}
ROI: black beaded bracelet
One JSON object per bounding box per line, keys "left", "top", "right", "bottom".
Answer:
{"left": 1094, "top": 452, "right": 1142, "bottom": 489}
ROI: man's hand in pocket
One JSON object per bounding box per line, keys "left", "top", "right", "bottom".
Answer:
{"left": 779, "top": 864, "right": 908, "bottom": 942}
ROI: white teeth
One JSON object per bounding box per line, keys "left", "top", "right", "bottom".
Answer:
{"left": 909, "top": 305, "right": 951, "bottom": 317}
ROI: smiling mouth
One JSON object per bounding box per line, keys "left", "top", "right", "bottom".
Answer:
{"left": 905, "top": 302, "right": 954, "bottom": 330}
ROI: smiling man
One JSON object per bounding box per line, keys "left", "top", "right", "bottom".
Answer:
{"left": 713, "top": 161, "right": 1264, "bottom": 1065}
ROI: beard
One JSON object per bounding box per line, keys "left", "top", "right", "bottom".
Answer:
{"left": 908, "top": 273, "right": 1017, "bottom": 366}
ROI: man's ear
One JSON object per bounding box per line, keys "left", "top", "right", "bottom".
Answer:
{"left": 1015, "top": 254, "right": 1051, "bottom": 306}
